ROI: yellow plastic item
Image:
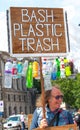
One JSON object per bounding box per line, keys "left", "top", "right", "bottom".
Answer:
{"left": 33, "top": 61, "right": 39, "bottom": 78}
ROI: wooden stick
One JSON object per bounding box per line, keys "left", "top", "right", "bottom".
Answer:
{"left": 40, "top": 57, "right": 45, "bottom": 118}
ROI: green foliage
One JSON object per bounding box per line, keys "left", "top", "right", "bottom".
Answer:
{"left": 33, "top": 74, "right": 80, "bottom": 109}
{"left": 51, "top": 73, "right": 80, "bottom": 109}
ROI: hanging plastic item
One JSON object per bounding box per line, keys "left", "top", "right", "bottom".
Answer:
{"left": 64, "top": 58, "right": 71, "bottom": 76}
{"left": 4, "top": 59, "right": 12, "bottom": 88}
{"left": 60, "top": 58, "right": 65, "bottom": 78}
{"left": 12, "top": 59, "right": 18, "bottom": 79}
{"left": 51, "top": 59, "right": 57, "bottom": 80}
{"left": 42, "top": 58, "right": 47, "bottom": 77}
{"left": 56, "top": 57, "right": 60, "bottom": 78}
{"left": 33, "top": 60, "right": 39, "bottom": 78}
{"left": 69, "top": 60, "right": 74, "bottom": 74}
{"left": 17, "top": 61, "right": 23, "bottom": 78}
{"left": 22, "top": 60, "right": 28, "bottom": 77}
{"left": 26, "top": 62, "right": 33, "bottom": 88}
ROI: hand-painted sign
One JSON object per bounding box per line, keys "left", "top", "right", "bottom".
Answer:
{"left": 9, "top": 7, "right": 70, "bottom": 57}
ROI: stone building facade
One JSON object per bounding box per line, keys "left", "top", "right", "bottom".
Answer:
{"left": 0, "top": 51, "right": 37, "bottom": 118}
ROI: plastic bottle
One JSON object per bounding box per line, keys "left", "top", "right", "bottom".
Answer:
{"left": 17, "top": 61, "right": 23, "bottom": 78}
{"left": 47, "top": 60, "right": 53, "bottom": 75}
{"left": 33, "top": 60, "right": 39, "bottom": 78}
{"left": 22, "top": 60, "right": 28, "bottom": 77}
{"left": 69, "top": 60, "right": 74, "bottom": 74}
{"left": 12, "top": 59, "right": 18, "bottom": 79}
{"left": 42, "top": 58, "right": 47, "bottom": 77}
{"left": 64, "top": 58, "right": 71, "bottom": 77}
{"left": 4, "top": 59, "right": 12, "bottom": 88}
{"left": 60, "top": 58, "right": 65, "bottom": 78}
{"left": 56, "top": 58, "right": 61, "bottom": 78}
{"left": 26, "top": 62, "right": 33, "bottom": 88}
{"left": 51, "top": 59, "right": 57, "bottom": 80}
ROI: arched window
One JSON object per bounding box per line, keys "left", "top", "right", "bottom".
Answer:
{"left": 14, "top": 106, "right": 17, "bottom": 114}
{"left": 19, "top": 106, "right": 22, "bottom": 114}
{"left": 19, "top": 95, "right": 21, "bottom": 101}
{"left": 9, "top": 106, "right": 12, "bottom": 116}
{"left": 14, "top": 95, "right": 16, "bottom": 101}
{"left": 25, "top": 106, "right": 27, "bottom": 114}
{"left": 8, "top": 94, "right": 10, "bottom": 101}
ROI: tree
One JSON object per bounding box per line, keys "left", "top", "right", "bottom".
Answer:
{"left": 51, "top": 73, "right": 80, "bottom": 109}
{"left": 33, "top": 73, "right": 80, "bottom": 109}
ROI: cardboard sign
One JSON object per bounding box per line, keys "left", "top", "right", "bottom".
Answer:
{"left": 27, "top": 114, "right": 77, "bottom": 130}
{"left": 33, "top": 124, "right": 77, "bottom": 130}
{"left": 9, "top": 7, "right": 70, "bottom": 57}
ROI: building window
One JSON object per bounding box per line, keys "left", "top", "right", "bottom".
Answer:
{"left": 19, "top": 106, "right": 22, "bottom": 114}
{"left": 14, "top": 106, "right": 17, "bottom": 114}
{"left": 14, "top": 95, "right": 15, "bottom": 101}
{"left": 24, "top": 95, "right": 26, "bottom": 102}
{"left": 22, "top": 95, "right": 24, "bottom": 101}
{"left": 25, "top": 106, "right": 27, "bottom": 114}
{"left": 9, "top": 106, "right": 11, "bottom": 116}
{"left": 8, "top": 94, "right": 10, "bottom": 101}
{"left": 19, "top": 95, "right": 21, "bottom": 101}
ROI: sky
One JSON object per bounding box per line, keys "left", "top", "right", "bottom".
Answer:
{"left": 0, "top": 0, "right": 80, "bottom": 68}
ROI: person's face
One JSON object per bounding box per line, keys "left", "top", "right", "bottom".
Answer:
{"left": 48, "top": 88, "right": 63, "bottom": 110}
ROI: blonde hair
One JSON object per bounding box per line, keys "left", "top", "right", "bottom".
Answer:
{"left": 36, "top": 85, "right": 60, "bottom": 107}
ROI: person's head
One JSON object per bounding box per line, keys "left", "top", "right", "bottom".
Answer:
{"left": 36, "top": 85, "right": 63, "bottom": 111}
{"left": 45, "top": 85, "right": 63, "bottom": 111}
